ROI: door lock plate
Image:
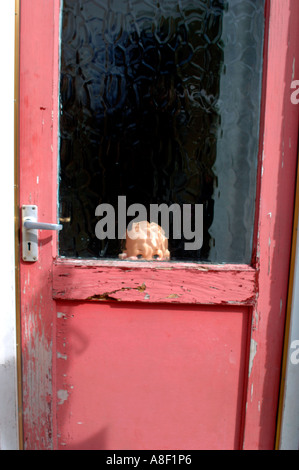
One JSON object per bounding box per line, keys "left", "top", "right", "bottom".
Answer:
{"left": 22, "top": 205, "right": 38, "bottom": 262}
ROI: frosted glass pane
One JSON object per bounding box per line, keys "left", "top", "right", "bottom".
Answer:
{"left": 58, "top": 0, "right": 265, "bottom": 262}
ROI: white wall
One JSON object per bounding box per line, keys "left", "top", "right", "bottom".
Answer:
{"left": 279, "top": 208, "right": 299, "bottom": 450}
{"left": 0, "top": 1, "right": 19, "bottom": 450}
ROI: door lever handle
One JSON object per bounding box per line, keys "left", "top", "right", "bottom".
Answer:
{"left": 22, "top": 205, "right": 63, "bottom": 262}
{"left": 23, "top": 220, "right": 62, "bottom": 231}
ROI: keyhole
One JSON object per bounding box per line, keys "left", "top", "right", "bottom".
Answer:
{"left": 28, "top": 242, "right": 31, "bottom": 251}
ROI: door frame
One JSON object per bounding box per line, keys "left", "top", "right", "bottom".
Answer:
{"left": 0, "top": 0, "right": 20, "bottom": 451}
{"left": 18, "top": 0, "right": 299, "bottom": 450}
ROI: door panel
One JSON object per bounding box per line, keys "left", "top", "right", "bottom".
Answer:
{"left": 56, "top": 303, "right": 250, "bottom": 450}
{"left": 18, "top": 0, "right": 299, "bottom": 450}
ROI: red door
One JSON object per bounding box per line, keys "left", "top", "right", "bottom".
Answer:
{"left": 18, "top": 0, "right": 299, "bottom": 450}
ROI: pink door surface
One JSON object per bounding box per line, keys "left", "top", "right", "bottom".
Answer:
{"left": 18, "top": 0, "right": 299, "bottom": 450}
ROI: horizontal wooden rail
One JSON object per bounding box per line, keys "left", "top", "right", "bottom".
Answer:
{"left": 53, "top": 259, "right": 257, "bottom": 305}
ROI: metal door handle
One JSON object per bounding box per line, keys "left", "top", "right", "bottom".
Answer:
{"left": 23, "top": 220, "right": 62, "bottom": 231}
{"left": 22, "top": 205, "right": 63, "bottom": 262}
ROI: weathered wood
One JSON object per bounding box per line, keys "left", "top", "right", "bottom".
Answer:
{"left": 53, "top": 260, "right": 257, "bottom": 305}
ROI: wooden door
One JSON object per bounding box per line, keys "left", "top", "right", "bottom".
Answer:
{"left": 18, "top": 0, "right": 299, "bottom": 450}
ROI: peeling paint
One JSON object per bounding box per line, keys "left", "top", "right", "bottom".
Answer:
{"left": 292, "top": 57, "right": 296, "bottom": 80}
{"left": 57, "top": 390, "right": 69, "bottom": 405}
{"left": 249, "top": 339, "right": 258, "bottom": 377}
{"left": 54, "top": 263, "right": 256, "bottom": 305}
{"left": 87, "top": 283, "right": 147, "bottom": 301}
{"left": 137, "top": 283, "right": 146, "bottom": 292}
{"left": 57, "top": 352, "right": 67, "bottom": 360}
{"left": 57, "top": 312, "right": 66, "bottom": 319}
{"left": 22, "top": 311, "right": 53, "bottom": 449}
{"left": 267, "top": 213, "right": 272, "bottom": 276}
{"left": 87, "top": 293, "right": 120, "bottom": 302}
{"left": 254, "top": 310, "right": 259, "bottom": 330}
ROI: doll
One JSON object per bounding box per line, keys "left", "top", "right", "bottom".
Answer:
{"left": 119, "top": 221, "right": 170, "bottom": 260}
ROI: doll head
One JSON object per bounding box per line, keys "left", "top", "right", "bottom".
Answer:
{"left": 119, "top": 221, "right": 170, "bottom": 260}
